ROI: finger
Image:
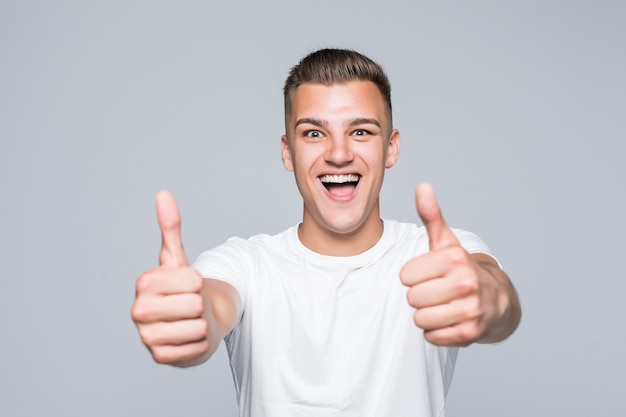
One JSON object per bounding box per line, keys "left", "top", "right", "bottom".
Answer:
{"left": 139, "top": 318, "right": 209, "bottom": 347}
{"left": 423, "top": 322, "right": 481, "bottom": 347}
{"left": 132, "top": 292, "right": 205, "bottom": 323}
{"left": 406, "top": 274, "right": 469, "bottom": 309}
{"left": 151, "top": 339, "right": 211, "bottom": 365}
{"left": 136, "top": 268, "right": 203, "bottom": 296}
{"left": 413, "top": 298, "right": 479, "bottom": 332}
{"left": 415, "top": 183, "right": 460, "bottom": 250}
{"left": 156, "top": 191, "right": 188, "bottom": 267}
{"left": 400, "top": 246, "right": 469, "bottom": 286}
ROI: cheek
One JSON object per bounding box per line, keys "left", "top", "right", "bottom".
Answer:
{"left": 358, "top": 144, "right": 387, "bottom": 167}
{"left": 292, "top": 148, "right": 319, "bottom": 173}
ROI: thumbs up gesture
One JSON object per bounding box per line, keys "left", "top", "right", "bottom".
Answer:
{"left": 131, "top": 192, "right": 211, "bottom": 366}
{"left": 400, "top": 183, "right": 520, "bottom": 346}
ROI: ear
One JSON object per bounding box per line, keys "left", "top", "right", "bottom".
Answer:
{"left": 385, "top": 129, "right": 401, "bottom": 168}
{"left": 281, "top": 135, "right": 294, "bottom": 172}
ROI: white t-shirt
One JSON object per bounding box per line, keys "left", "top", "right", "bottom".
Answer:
{"left": 193, "top": 219, "right": 494, "bottom": 417}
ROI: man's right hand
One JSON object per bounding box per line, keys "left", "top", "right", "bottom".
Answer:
{"left": 131, "top": 191, "right": 210, "bottom": 366}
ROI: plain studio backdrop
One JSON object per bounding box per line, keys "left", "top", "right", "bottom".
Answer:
{"left": 1, "top": 1, "right": 624, "bottom": 416}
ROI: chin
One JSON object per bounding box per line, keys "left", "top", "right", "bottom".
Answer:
{"left": 322, "top": 217, "right": 368, "bottom": 236}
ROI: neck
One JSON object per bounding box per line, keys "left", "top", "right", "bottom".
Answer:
{"left": 297, "top": 209, "right": 384, "bottom": 256}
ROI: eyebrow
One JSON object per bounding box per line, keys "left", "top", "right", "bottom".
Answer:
{"left": 294, "top": 117, "right": 382, "bottom": 129}
{"left": 294, "top": 118, "right": 328, "bottom": 129}
{"left": 346, "top": 118, "right": 381, "bottom": 129}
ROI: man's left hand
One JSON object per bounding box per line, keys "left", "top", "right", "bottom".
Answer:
{"left": 400, "top": 183, "right": 520, "bottom": 347}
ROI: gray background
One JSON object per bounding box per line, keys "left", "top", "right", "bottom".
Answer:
{"left": 1, "top": 1, "right": 624, "bottom": 416}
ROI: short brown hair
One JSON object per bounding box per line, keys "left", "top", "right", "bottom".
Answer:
{"left": 283, "top": 49, "right": 392, "bottom": 126}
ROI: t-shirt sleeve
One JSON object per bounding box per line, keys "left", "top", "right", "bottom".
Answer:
{"left": 452, "top": 228, "right": 502, "bottom": 267}
{"left": 192, "top": 237, "right": 253, "bottom": 307}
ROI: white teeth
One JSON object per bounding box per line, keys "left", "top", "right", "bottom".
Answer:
{"left": 319, "top": 174, "right": 360, "bottom": 183}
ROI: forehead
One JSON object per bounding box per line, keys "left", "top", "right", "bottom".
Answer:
{"left": 289, "top": 81, "right": 387, "bottom": 123}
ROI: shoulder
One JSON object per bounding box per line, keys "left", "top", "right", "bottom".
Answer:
{"left": 378, "top": 219, "right": 430, "bottom": 260}
{"left": 383, "top": 218, "right": 428, "bottom": 243}
{"left": 191, "top": 226, "right": 297, "bottom": 301}
{"left": 383, "top": 219, "right": 492, "bottom": 255}
{"left": 194, "top": 226, "right": 296, "bottom": 266}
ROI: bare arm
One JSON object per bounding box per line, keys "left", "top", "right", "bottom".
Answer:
{"left": 182, "top": 278, "right": 241, "bottom": 367}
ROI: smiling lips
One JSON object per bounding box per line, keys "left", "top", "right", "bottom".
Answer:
{"left": 319, "top": 174, "right": 361, "bottom": 197}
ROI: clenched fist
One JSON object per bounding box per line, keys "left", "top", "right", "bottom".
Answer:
{"left": 131, "top": 191, "right": 211, "bottom": 366}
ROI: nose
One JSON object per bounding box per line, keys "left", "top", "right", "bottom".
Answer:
{"left": 325, "top": 135, "right": 353, "bottom": 166}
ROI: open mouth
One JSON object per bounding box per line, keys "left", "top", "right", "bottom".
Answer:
{"left": 319, "top": 174, "right": 360, "bottom": 197}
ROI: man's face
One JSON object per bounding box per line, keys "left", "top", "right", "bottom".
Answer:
{"left": 281, "top": 81, "right": 400, "bottom": 246}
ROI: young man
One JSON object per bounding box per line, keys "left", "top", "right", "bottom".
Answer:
{"left": 132, "top": 49, "right": 521, "bottom": 416}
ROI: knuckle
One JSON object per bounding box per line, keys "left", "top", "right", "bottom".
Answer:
{"left": 199, "top": 339, "right": 211, "bottom": 354}
{"left": 457, "top": 323, "right": 480, "bottom": 343}
{"left": 135, "top": 273, "right": 153, "bottom": 294}
{"left": 131, "top": 302, "right": 151, "bottom": 323}
{"left": 179, "top": 268, "right": 203, "bottom": 292}
{"left": 190, "top": 295, "right": 205, "bottom": 317}
{"left": 133, "top": 297, "right": 164, "bottom": 323}
{"left": 405, "top": 288, "right": 413, "bottom": 305}
{"left": 400, "top": 258, "right": 421, "bottom": 286}
{"left": 459, "top": 301, "right": 481, "bottom": 322}
{"left": 197, "top": 319, "right": 209, "bottom": 338}
{"left": 152, "top": 347, "right": 173, "bottom": 364}
{"left": 459, "top": 310, "right": 473, "bottom": 323}
{"left": 447, "top": 247, "right": 468, "bottom": 265}
{"left": 410, "top": 292, "right": 426, "bottom": 310}
{"left": 456, "top": 276, "right": 479, "bottom": 295}
{"left": 139, "top": 327, "right": 158, "bottom": 347}
{"left": 189, "top": 270, "right": 204, "bottom": 292}
{"left": 399, "top": 264, "right": 411, "bottom": 285}
{"left": 413, "top": 310, "right": 424, "bottom": 328}
{"left": 399, "top": 270, "right": 408, "bottom": 285}
{"left": 424, "top": 332, "right": 439, "bottom": 345}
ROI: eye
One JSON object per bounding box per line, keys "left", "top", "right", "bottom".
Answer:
{"left": 352, "top": 129, "right": 370, "bottom": 137}
{"left": 304, "top": 130, "right": 323, "bottom": 139}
